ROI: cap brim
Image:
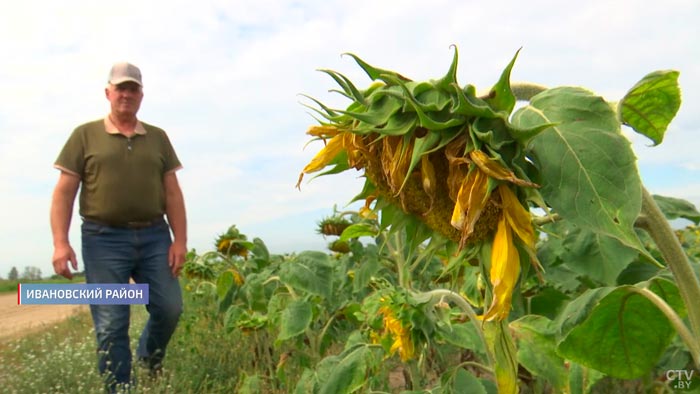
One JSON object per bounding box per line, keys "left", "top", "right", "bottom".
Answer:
{"left": 110, "top": 77, "right": 143, "bottom": 86}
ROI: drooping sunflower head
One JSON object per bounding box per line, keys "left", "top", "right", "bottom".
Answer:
{"left": 215, "top": 225, "right": 250, "bottom": 258}
{"left": 298, "top": 47, "right": 547, "bottom": 246}
{"left": 376, "top": 302, "right": 415, "bottom": 362}
{"left": 299, "top": 47, "right": 551, "bottom": 320}
{"left": 317, "top": 215, "right": 352, "bottom": 236}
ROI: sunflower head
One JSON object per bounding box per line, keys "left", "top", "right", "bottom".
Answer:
{"left": 299, "top": 48, "right": 548, "bottom": 321}
{"left": 317, "top": 216, "right": 352, "bottom": 236}
{"left": 215, "top": 225, "right": 250, "bottom": 258}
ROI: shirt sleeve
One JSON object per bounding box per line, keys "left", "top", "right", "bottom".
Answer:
{"left": 161, "top": 130, "right": 182, "bottom": 173}
{"left": 54, "top": 127, "right": 85, "bottom": 177}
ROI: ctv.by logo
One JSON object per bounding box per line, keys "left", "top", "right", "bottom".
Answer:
{"left": 666, "top": 369, "right": 696, "bottom": 390}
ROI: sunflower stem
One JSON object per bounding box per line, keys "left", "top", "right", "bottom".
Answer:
{"left": 638, "top": 187, "right": 700, "bottom": 353}
{"left": 512, "top": 82, "right": 548, "bottom": 101}
{"left": 628, "top": 286, "right": 700, "bottom": 369}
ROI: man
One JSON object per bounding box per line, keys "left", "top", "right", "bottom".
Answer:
{"left": 50, "top": 62, "right": 187, "bottom": 390}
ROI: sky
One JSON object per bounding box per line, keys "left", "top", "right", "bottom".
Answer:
{"left": 0, "top": 0, "right": 698, "bottom": 278}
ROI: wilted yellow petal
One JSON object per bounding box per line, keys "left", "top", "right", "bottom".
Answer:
{"left": 469, "top": 150, "right": 538, "bottom": 188}
{"left": 296, "top": 133, "right": 348, "bottom": 189}
{"left": 499, "top": 185, "right": 544, "bottom": 275}
{"left": 450, "top": 169, "right": 489, "bottom": 236}
{"left": 230, "top": 268, "right": 245, "bottom": 285}
{"left": 347, "top": 133, "right": 367, "bottom": 169}
{"left": 484, "top": 216, "right": 520, "bottom": 321}
{"left": 359, "top": 196, "right": 378, "bottom": 219}
{"left": 498, "top": 185, "right": 535, "bottom": 247}
{"left": 306, "top": 125, "right": 341, "bottom": 138}
{"left": 445, "top": 137, "right": 470, "bottom": 202}
{"left": 387, "top": 137, "right": 413, "bottom": 194}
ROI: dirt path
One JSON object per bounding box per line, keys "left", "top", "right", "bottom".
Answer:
{"left": 0, "top": 292, "right": 88, "bottom": 341}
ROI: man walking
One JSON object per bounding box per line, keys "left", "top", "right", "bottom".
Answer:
{"left": 50, "top": 62, "right": 187, "bottom": 390}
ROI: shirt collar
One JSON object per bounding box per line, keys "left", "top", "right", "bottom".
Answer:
{"left": 104, "top": 115, "right": 147, "bottom": 135}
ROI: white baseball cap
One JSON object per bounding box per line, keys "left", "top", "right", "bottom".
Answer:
{"left": 108, "top": 62, "right": 143, "bottom": 86}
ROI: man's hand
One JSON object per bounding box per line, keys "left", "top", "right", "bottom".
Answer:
{"left": 169, "top": 240, "right": 187, "bottom": 277}
{"left": 52, "top": 242, "right": 78, "bottom": 279}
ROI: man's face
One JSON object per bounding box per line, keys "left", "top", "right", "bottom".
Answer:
{"left": 105, "top": 82, "right": 143, "bottom": 117}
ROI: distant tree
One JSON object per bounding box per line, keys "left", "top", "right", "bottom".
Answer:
{"left": 21, "top": 266, "right": 42, "bottom": 281}
{"left": 8, "top": 266, "right": 18, "bottom": 281}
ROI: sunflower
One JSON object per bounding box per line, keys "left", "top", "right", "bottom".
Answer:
{"left": 377, "top": 305, "right": 415, "bottom": 362}
{"left": 297, "top": 47, "right": 549, "bottom": 321}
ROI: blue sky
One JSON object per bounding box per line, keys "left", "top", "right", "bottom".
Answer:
{"left": 0, "top": 0, "right": 698, "bottom": 278}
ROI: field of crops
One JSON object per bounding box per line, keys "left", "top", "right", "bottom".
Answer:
{"left": 3, "top": 49, "right": 700, "bottom": 393}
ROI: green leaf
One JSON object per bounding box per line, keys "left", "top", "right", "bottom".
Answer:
{"left": 568, "top": 363, "right": 605, "bottom": 394}
{"left": 514, "top": 87, "right": 651, "bottom": 261}
{"left": 318, "top": 345, "right": 371, "bottom": 394}
{"left": 216, "top": 270, "right": 234, "bottom": 300}
{"left": 554, "top": 287, "right": 615, "bottom": 335}
{"left": 277, "top": 300, "right": 313, "bottom": 343}
{"left": 436, "top": 321, "right": 485, "bottom": 355}
{"left": 238, "top": 374, "right": 264, "bottom": 394}
{"left": 653, "top": 194, "right": 700, "bottom": 224}
{"left": 293, "top": 369, "right": 317, "bottom": 394}
{"left": 251, "top": 237, "right": 270, "bottom": 261}
{"left": 556, "top": 280, "right": 683, "bottom": 379}
{"left": 280, "top": 251, "right": 333, "bottom": 298}
{"left": 616, "top": 261, "right": 661, "bottom": 285}
{"left": 619, "top": 70, "right": 681, "bottom": 145}
{"left": 339, "top": 223, "right": 378, "bottom": 242}
{"left": 352, "top": 248, "right": 379, "bottom": 294}
{"left": 450, "top": 368, "right": 487, "bottom": 394}
{"left": 510, "top": 315, "right": 568, "bottom": 391}
{"left": 528, "top": 287, "right": 569, "bottom": 319}
{"left": 223, "top": 305, "right": 243, "bottom": 333}
{"left": 560, "top": 225, "right": 639, "bottom": 286}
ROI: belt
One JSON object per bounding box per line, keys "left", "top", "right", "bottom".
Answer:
{"left": 83, "top": 216, "right": 166, "bottom": 229}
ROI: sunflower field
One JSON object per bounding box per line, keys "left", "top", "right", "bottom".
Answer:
{"left": 182, "top": 47, "right": 700, "bottom": 393}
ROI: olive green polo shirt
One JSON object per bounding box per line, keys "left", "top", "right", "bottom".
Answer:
{"left": 54, "top": 117, "right": 182, "bottom": 224}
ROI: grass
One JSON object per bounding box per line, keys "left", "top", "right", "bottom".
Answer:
{"left": 0, "top": 284, "right": 251, "bottom": 393}
{"left": 0, "top": 275, "right": 87, "bottom": 293}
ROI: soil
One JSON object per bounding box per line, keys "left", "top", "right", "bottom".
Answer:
{"left": 0, "top": 292, "right": 88, "bottom": 341}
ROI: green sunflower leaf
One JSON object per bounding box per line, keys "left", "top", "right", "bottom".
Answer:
{"left": 619, "top": 70, "right": 681, "bottom": 146}
{"left": 513, "top": 87, "right": 655, "bottom": 263}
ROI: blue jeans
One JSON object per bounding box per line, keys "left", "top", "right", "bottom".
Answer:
{"left": 81, "top": 219, "right": 182, "bottom": 389}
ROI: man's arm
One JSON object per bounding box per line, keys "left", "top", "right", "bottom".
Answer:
{"left": 50, "top": 171, "right": 80, "bottom": 279}
{"left": 164, "top": 171, "right": 187, "bottom": 277}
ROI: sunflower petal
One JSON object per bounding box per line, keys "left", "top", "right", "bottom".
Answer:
{"left": 470, "top": 150, "right": 538, "bottom": 188}
{"left": 306, "top": 125, "right": 341, "bottom": 138}
{"left": 498, "top": 185, "right": 535, "bottom": 247}
{"left": 296, "top": 133, "right": 348, "bottom": 188}
{"left": 484, "top": 216, "right": 520, "bottom": 321}
{"left": 450, "top": 169, "right": 489, "bottom": 236}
